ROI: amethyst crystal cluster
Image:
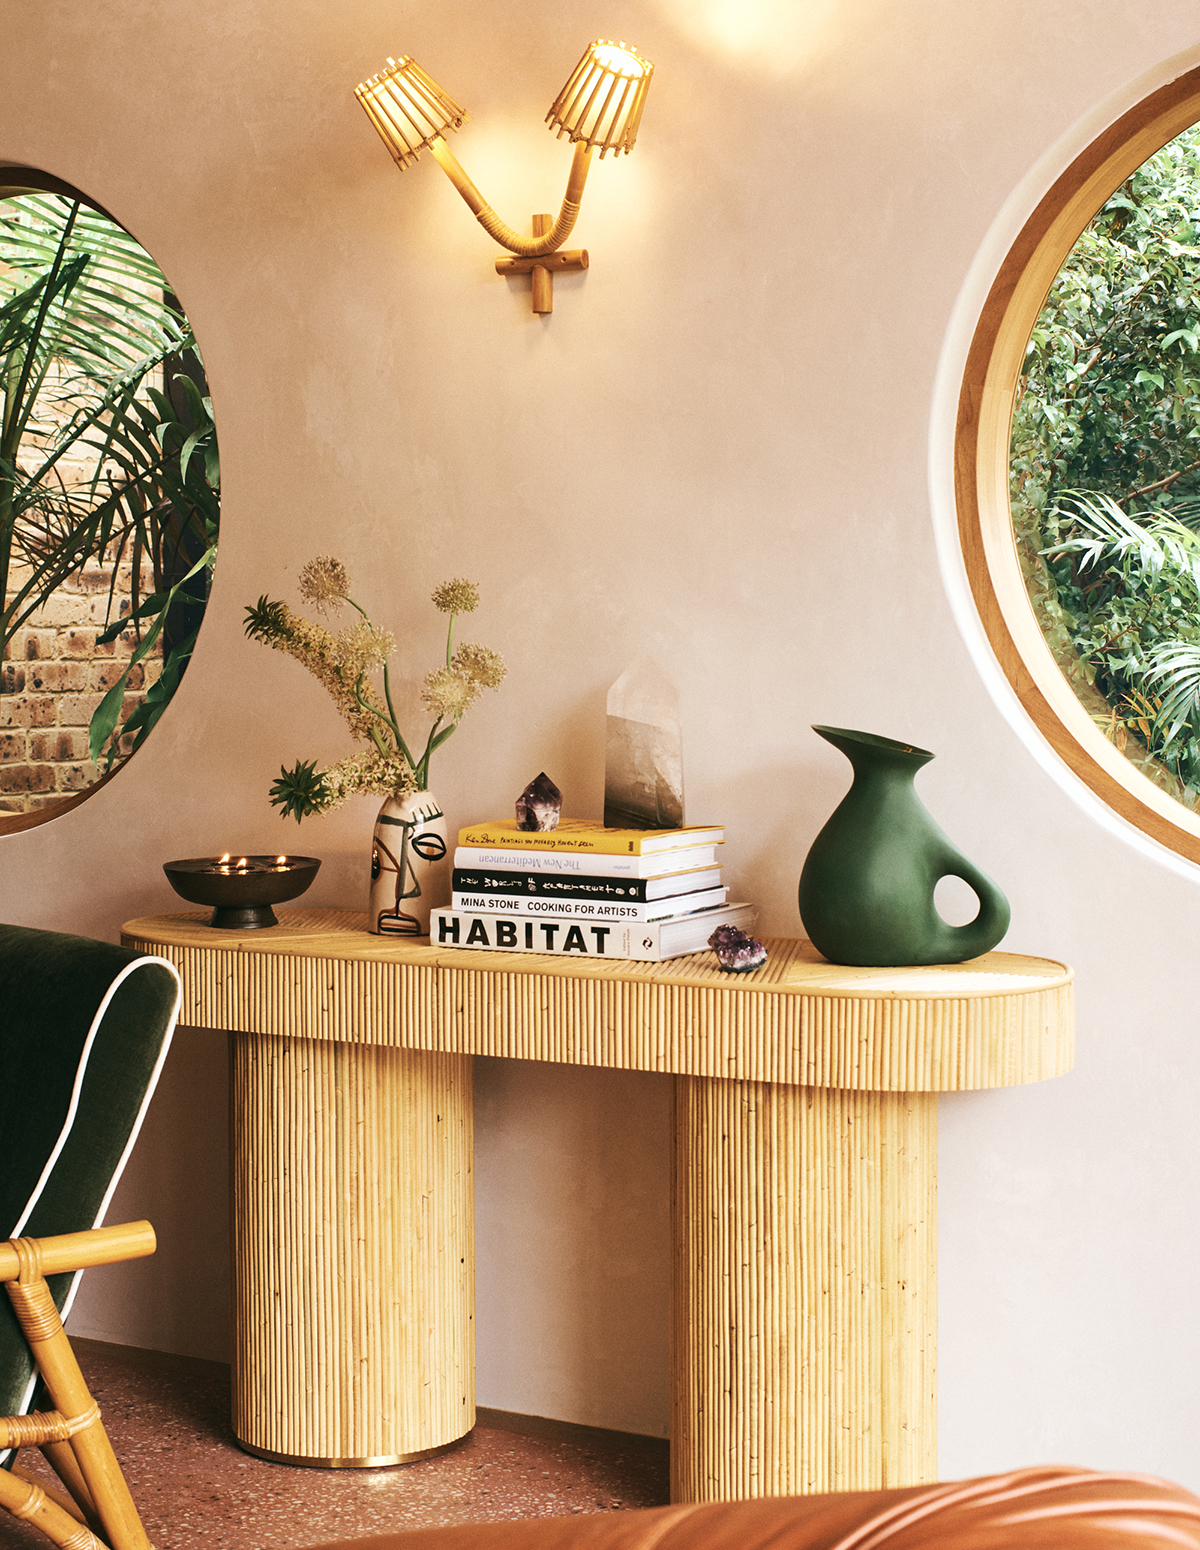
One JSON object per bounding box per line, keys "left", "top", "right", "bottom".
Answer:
{"left": 708, "top": 924, "right": 767, "bottom": 973}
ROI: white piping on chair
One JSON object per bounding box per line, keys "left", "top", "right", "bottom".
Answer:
{"left": 4, "top": 954, "right": 183, "bottom": 1453}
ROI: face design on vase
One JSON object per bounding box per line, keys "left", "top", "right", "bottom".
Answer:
{"left": 372, "top": 805, "right": 448, "bottom": 935}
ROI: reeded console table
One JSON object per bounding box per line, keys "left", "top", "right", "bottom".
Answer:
{"left": 122, "top": 909, "right": 1073, "bottom": 1501}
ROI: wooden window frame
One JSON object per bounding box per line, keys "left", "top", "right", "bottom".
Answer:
{"left": 956, "top": 63, "right": 1200, "bottom": 866}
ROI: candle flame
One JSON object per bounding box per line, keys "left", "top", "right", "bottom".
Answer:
{"left": 237, "top": 857, "right": 248, "bottom": 867}
{"left": 219, "top": 852, "right": 230, "bottom": 863}
{"left": 276, "top": 855, "right": 287, "bottom": 865}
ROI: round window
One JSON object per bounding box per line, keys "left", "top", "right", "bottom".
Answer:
{"left": 956, "top": 65, "right": 1200, "bottom": 865}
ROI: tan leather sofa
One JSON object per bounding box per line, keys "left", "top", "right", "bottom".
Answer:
{"left": 307, "top": 1466, "right": 1200, "bottom": 1550}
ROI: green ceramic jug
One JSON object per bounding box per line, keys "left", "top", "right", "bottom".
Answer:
{"left": 798, "top": 725, "right": 1010, "bottom": 966}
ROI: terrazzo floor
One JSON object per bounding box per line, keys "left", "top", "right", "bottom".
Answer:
{"left": 0, "top": 1341, "right": 670, "bottom": 1549}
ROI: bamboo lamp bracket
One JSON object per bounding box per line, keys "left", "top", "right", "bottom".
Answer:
{"left": 355, "top": 41, "right": 652, "bottom": 317}
{"left": 494, "top": 215, "right": 589, "bottom": 314}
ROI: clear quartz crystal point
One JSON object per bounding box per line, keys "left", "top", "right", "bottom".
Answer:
{"left": 604, "top": 658, "right": 684, "bottom": 830}
{"left": 515, "top": 771, "right": 562, "bottom": 831}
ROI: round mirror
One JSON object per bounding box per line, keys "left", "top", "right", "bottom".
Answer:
{"left": 0, "top": 169, "right": 218, "bottom": 834}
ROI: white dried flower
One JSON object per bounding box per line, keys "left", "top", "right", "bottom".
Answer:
{"left": 317, "top": 750, "right": 414, "bottom": 812}
{"left": 453, "top": 641, "right": 506, "bottom": 690}
{"left": 299, "top": 556, "right": 351, "bottom": 614}
{"left": 431, "top": 578, "right": 480, "bottom": 615}
{"left": 421, "top": 666, "right": 479, "bottom": 720}
{"left": 336, "top": 618, "right": 395, "bottom": 674}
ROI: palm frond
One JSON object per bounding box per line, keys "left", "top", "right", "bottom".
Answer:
{"left": 1145, "top": 642, "right": 1200, "bottom": 745}
{"left": 0, "top": 195, "right": 187, "bottom": 374}
{"left": 1044, "top": 491, "right": 1200, "bottom": 597}
{"left": 0, "top": 188, "right": 221, "bottom": 776}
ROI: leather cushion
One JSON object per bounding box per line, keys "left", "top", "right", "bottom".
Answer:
{"left": 300, "top": 1467, "right": 1200, "bottom": 1550}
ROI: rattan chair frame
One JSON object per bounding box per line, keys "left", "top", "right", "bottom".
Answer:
{"left": 0, "top": 1222, "right": 157, "bottom": 1550}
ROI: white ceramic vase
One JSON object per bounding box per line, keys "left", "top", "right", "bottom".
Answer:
{"left": 368, "top": 790, "right": 449, "bottom": 937}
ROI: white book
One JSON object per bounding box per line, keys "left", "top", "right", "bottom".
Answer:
{"left": 451, "top": 886, "right": 728, "bottom": 922}
{"left": 430, "top": 903, "right": 757, "bottom": 963}
{"left": 453, "top": 843, "right": 718, "bottom": 879}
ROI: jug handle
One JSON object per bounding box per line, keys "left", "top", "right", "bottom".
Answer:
{"left": 934, "top": 852, "right": 1011, "bottom": 961}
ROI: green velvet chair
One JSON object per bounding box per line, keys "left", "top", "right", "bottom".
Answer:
{"left": 0, "top": 922, "right": 181, "bottom": 1550}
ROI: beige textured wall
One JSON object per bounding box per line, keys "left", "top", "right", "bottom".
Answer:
{"left": 3, "top": 0, "right": 1200, "bottom": 1484}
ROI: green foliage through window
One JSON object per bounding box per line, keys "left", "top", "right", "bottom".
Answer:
{"left": 1011, "top": 125, "right": 1200, "bottom": 803}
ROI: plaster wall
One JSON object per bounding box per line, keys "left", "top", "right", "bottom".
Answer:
{"left": 2, "top": 0, "right": 1199, "bottom": 1485}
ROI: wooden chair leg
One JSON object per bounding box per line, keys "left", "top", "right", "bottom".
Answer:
{"left": 40, "top": 1438, "right": 102, "bottom": 1521}
{"left": 0, "top": 1465, "right": 104, "bottom": 1550}
{"left": 6, "top": 1251, "right": 152, "bottom": 1550}
{"left": 10, "top": 1459, "right": 90, "bottom": 1526}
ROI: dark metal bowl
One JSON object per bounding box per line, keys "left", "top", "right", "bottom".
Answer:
{"left": 163, "top": 855, "right": 321, "bottom": 929}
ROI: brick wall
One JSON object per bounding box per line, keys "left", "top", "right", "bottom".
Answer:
{"left": 1, "top": 557, "right": 162, "bottom": 815}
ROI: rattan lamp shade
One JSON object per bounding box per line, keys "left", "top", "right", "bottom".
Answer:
{"left": 546, "top": 41, "right": 653, "bottom": 158}
{"left": 355, "top": 57, "right": 469, "bottom": 170}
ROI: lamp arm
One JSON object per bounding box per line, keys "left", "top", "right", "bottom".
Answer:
{"left": 428, "top": 136, "right": 592, "bottom": 256}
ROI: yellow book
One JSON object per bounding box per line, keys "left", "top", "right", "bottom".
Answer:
{"left": 458, "top": 818, "right": 725, "bottom": 855}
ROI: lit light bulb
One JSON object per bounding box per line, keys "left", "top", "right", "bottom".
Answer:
{"left": 591, "top": 44, "right": 645, "bottom": 76}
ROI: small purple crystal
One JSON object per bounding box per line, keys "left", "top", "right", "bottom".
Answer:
{"left": 516, "top": 772, "right": 562, "bottom": 832}
{"left": 708, "top": 924, "right": 767, "bottom": 973}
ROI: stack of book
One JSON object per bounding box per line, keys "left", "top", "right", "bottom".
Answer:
{"left": 430, "top": 819, "right": 755, "bottom": 962}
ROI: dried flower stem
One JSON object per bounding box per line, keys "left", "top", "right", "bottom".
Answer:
{"left": 245, "top": 564, "right": 506, "bottom": 819}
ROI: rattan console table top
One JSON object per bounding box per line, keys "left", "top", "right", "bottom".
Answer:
{"left": 123, "top": 908, "right": 1073, "bottom": 1092}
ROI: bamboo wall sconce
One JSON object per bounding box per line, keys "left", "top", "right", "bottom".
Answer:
{"left": 355, "top": 41, "right": 653, "bottom": 315}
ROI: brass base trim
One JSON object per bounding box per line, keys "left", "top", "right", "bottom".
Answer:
{"left": 236, "top": 1432, "right": 470, "bottom": 1470}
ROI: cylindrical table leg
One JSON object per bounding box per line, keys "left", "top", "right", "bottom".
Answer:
{"left": 231, "top": 1032, "right": 474, "bottom": 1466}
{"left": 671, "top": 1077, "right": 936, "bottom": 1501}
